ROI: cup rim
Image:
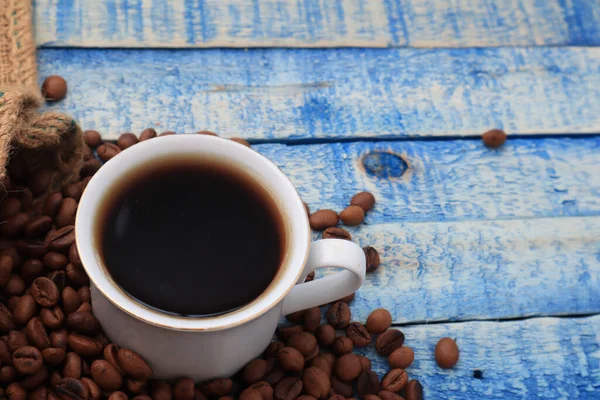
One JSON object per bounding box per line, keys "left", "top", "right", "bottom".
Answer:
{"left": 76, "top": 135, "right": 310, "bottom": 331}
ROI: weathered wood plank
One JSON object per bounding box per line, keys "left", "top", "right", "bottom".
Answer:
{"left": 38, "top": 47, "right": 600, "bottom": 139}
{"left": 315, "top": 216, "right": 600, "bottom": 323}
{"left": 355, "top": 316, "right": 600, "bottom": 399}
{"left": 256, "top": 138, "right": 600, "bottom": 223}
{"left": 34, "top": 0, "right": 600, "bottom": 48}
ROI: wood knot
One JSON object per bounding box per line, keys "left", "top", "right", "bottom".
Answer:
{"left": 361, "top": 152, "right": 407, "bottom": 178}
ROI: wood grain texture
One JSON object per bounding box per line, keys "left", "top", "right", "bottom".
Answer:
{"left": 34, "top": 0, "right": 600, "bottom": 48}
{"left": 355, "top": 315, "right": 600, "bottom": 399}
{"left": 257, "top": 138, "right": 600, "bottom": 223}
{"left": 38, "top": 47, "right": 600, "bottom": 139}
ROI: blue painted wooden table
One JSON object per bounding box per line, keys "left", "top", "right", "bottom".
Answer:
{"left": 34, "top": 1, "right": 600, "bottom": 398}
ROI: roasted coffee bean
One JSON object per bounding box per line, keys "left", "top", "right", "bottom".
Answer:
{"left": 404, "top": 380, "right": 422, "bottom": 400}
{"left": 326, "top": 302, "right": 351, "bottom": 329}
{"left": 389, "top": 347, "right": 414, "bottom": 369}
{"left": 56, "top": 198, "right": 77, "bottom": 228}
{"left": 316, "top": 324, "right": 336, "bottom": 347}
{"left": 67, "top": 333, "right": 103, "bottom": 357}
{"left": 66, "top": 264, "right": 89, "bottom": 287}
{"left": 339, "top": 206, "right": 364, "bottom": 226}
{"left": 20, "top": 259, "right": 44, "bottom": 283}
{"left": 366, "top": 309, "right": 391, "bottom": 334}
{"left": 326, "top": 396, "right": 343, "bottom": 400}
{"left": 0, "top": 254, "right": 14, "bottom": 286}
{"left": 80, "top": 159, "right": 102, "bottom": 177}
{"left": 159, "top": 131, "right": 176, "bottom": 136}
{"left": 103, "top": 343, "right": 126, "bottom": 375}
{"left": 91, "top": 359, "right": 123, "bottom": 390}
{"left": 7, "top": 295, "right": 20, "bottom": 310}
{"left": 0, "top": 197, "right": 21, "bottom": 219}
{"left": 69, "top": 243, "right": 81, "bottom": 265}
{"left": 274, "top": 377, "right": 303, "bottom": 400}
{"left": 28, "top": 385, "right": 47, "bottom": 400}
{"left": 356, "top": 371, "right": 381, "bottom": 397}
{"left": 322, "top": 228, "right": 351, "bottom": 241}
{"left": 118, "top": 133, "right": 139, "bottom": 150}
{"left": 287, "top": 332, "right": 318, "bottom": 359}
{"left": 375, "top": 330, "right": 405, "bottom": 356}
{"left": 197, "top": 130, "right": 217, "bottom": 136}
{"left": 231, "top": 138, "right": 251, "bottom": 147}
{"left": 350, "top": 192, "right": 375, "bottom": 212}
{"left": 139, "top": 128, "right": 157, "bottom": 142}
{"left": 0, "top": 247, "right": 21, "bottom": 266}
{"left": 302, "top": 307, "right": 321, "bottom": 333}
{"left": 17, "top": 240, "right": 48, "bottom": 258}
{"left": 31, "top": 277, "right": 59, "bottom": 308}
{"left": 346, "top": 323, "right": 371, "bottom": 347}
{"left": 242, "top": 359, "right": 268, "bottom": 384}
{"left": 44, "top": 252, "right": 69, "bottom": 270}
{"left": 51, "top": 329, "right": 68, "bottom": 349}
{"left": 310, "top": 353, "right": 335, "bottom": 377}
{"left": 330, "top": 377, "right": 352, "bottom": 398}
{"left": 264, "top": 367, "right": 285, "bottom": 386}
{"left": 309, "top": 210, "right": 339, "bottom": 231}
{"left": 66, "top": 311, "right": 100, "bottom": 333}
{"left": 117, "top": 347, "right": 153, "bottom": 380}
{"left": 482, "top": 129, "right": 507, "bottom": 148}
{"left": 108, "top": 392, "right": 129, "bottom": 400}
{"left": 286, "top": 310, "right": 305, "bottom": 323}
{"left": 363, "top": 247, "right": 380, "bottom": 273}
{"left": 302, "top": 367, "right": 330, "bottom": 399}
{"left": 42, "top": 76, "right": 68, "bottom": 101}
{"left": 277, "top": 346, "right": 304, "bottom": 372}
{"left": 7, "top": 330, "right": 28, "bottom": 351}
{"left": 1, "top": 366, "right": 17, "bottom": 384}
{"left": 20, "top": 365, "right": 48, "bottom": 390}
{"left": 358, "top": 356, "right": 371, "bottom": 373}
{"left": 57, "top": 377, "right": 89, "bottom": 400}
{"left": 12, "top": 346, "right": 43, "bottom": 374}
{"left": 28, "top": 169, "right": 55, "bottom": 196}
{"left": 48, "top": 270, "right": 67, "bottom": 291}
{"left": 82, "top": 377, "right": 101, "bottom": 400}
{"left": 44, "top": 192, "right": 64, "bottom": 217}
{"left": 334, "top": 354, "right": 362, "bottom": 381}
{"left": 277, "top": 325, "right": 304, "bottom": 341}
{"left": 42, "top": 347, "right": 66, "bottom": 365}
{"left": 62, "top": 182, "right": 83, "bottom": 201}
{"left": 6, "top": 383, "right": 26, "bottom": 400}
{"left": 381, "top": 369, "right": 408, "bottom": 392}
{"left": 84, "top": 130, "right": 102, "bottom": 148}
{"left": 3, "top": 274, "right": 25, "bottom": 296}
{"left": 25, "top": 317, "right": 50, "bottom": 349}
{"left": 151, "top": 381, "right": 173, "bottom": 400}
{"left": 378, "top": 390, "right": 403, "bottom": 400}
{"left": 264, "top": 341, "right": 285, "bottom": 359}
{"left": 62, "top": 287, "right": 81, "bottom": 314}
{"left": 126, "top": 378, "right": 148, "bottom": 394}
{"left": 97, "top": 143, "right": 122, "bottom": 162}
{"left": 435, "top": 337, "right": 459, "bottom": 369}
{"left": 81, "top": 176, "right": 93, "bottom": 193}
{"left": 30, "top": 201, "right": 45, "bottom": 219}
{"left": 49, "top": 391, "right": 63, "bottom": 400}
{"left": 1, "top": 213, "right": 29, "bottom": 237}
{"left": 332, "top": 337, "right": 353, "bottom": 356}
{"left": 305, "top": 272, "right": 315, "bottom": 282}
{"left": 363, "top": 396, "right": 382, "bottom": 400}
{"left": 240, "top": 388, "right": 263, "bottom": 400}
{"left": 63, "top": 352, "right": 82, "bottom": 378}
{"left": 173, "top": 378, "right": 194, "bottom": 400}
{"left": 201, "top": 378, "right": 233, "bottom": 397}
{"left": 24, "top": 216, "right": 53, "bottom": 238}
{"left": 249, "top": 381, "right": 273, "bottom": 400}
{"left": 20, "top": 189, "right": 34, "bottom": 209}
{"left": 13, "top": 295, "right": 36, "bottom": 325}
{"left": 47, "top": 225, "right": 76, "bottom": 252}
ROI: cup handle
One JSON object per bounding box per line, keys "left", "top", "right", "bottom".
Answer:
{"left": 281, "top": 239, "right": 366, "bottom": 316}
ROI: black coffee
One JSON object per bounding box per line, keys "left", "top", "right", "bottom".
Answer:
{"left": 96, "top": 156, "right": 285, "bottom": 317}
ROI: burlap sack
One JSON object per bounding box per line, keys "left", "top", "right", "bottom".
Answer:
{"left": 0, "top": 0, "right": 84, "bottom": 182}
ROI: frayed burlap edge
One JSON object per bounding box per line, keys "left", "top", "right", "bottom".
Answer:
{"left": 0, "top": 0, "right": 84, "bottom": 183}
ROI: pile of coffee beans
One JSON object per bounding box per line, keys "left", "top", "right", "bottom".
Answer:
{"left": 0, "top": 128, "right": 459, "bottom": 400}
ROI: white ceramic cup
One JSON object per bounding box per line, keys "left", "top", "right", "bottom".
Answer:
{"left": 76, "top": 135, "right": 366, "bottom": 381}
